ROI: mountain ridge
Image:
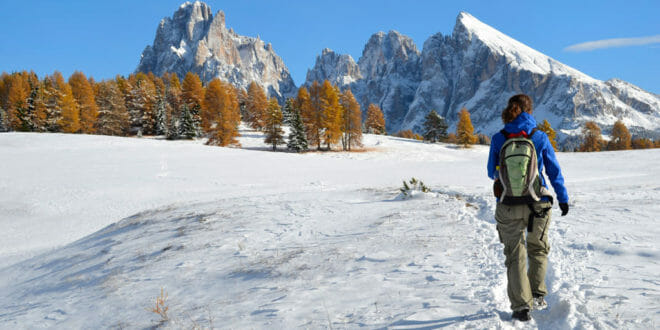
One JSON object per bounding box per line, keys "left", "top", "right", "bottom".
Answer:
{"left": 305, "top": 12, "right": 660, "bottom": 145}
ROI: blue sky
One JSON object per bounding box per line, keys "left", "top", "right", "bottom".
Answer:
{"left": 1, "top": 0, "right": 658, "bottom": 93}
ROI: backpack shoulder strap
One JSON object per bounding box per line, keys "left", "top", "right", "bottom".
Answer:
{"left": 500, "top": 129, "right": 509, "bottom": 139}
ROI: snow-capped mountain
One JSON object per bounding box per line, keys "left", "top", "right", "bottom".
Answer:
{"left": 136, "top": 1, "right": 296, "bottom": 100}
{"left": 305, "top": 12, "right": 660, "bottom": 144}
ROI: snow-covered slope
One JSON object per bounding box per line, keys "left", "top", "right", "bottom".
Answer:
{"left": 305, "top": 12, "right": 660, "bottom": 145}
{"left": 136, "top": 1, "right": 296, "bottom": 100}
{"left": 1, "top": 132, "right": 658, "bottom": 328}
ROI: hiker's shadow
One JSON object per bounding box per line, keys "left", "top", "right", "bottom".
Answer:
{"left": 384, "top": 311, "right": 496, "bottom": 329}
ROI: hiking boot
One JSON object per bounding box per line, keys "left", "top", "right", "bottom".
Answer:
{"left": 512, "top": 309, "right": 531, "bottom": 321}
{"left": 533, "top": 294, "right": 547, "bottom": 310}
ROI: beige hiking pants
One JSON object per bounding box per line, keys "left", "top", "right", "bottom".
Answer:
{"left": 495, "top": 201, "right": 552, "bottom": 311}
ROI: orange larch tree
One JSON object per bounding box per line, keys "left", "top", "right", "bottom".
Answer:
{"left": 320, "top": 81, "right": 342, "bottom": 149}
{"left": 245, "top": 82, "right": 268, "bottom": 130}
{"left": 69, "top": 71, "right": 98, "bottom": 134}
{"left": 456, "top": 107, "right": 477, "bottom": 147}
{"left": 340, "top": 88, "right": 363, "bottom": 150}
{"left": 53, "top": 71, "right": 80, "bottom": 133}
{"left": 364, "top": 103, "right": 386, "bottom": 135}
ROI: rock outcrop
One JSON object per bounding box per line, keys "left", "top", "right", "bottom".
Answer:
{"left": 136, "top": 1, "right": 296, "bottom": 100}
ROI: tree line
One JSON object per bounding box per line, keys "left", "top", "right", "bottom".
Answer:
{"left": 400, "top": 107, "right": 659, "bottom": 152}
{"left": 4, "top": 71, "right": 653, "bottom": 152}
{"left": 0, "top": 71, "right": 390, "bottom": 151}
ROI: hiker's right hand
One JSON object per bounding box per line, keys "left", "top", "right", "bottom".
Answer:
{"left": 559, "top": 203, "right": 569, "bottom": 216}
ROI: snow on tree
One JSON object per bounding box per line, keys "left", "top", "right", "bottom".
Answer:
{"left": 340, "top": 89, "right": 362, "bottom": 151}
{"left": 282, "top": 97, "right": 294, "bottom": 126}
{"left": 287, "top": 106, "right": 308, "bottom": 153}
{"left": 166, "top": 112, "right": 180, "bottom": 140}
{"left": 53, "top": 72, "right": 80, "bottom": 133}
{"left": 42, "top": 75, "right": 62, "bottom": 132}
{"left": 607, "top": 120, "right": 632, "bottom": 150}
{"left": 154, "top": 92, "right": 168, "bottom": 136}
{"left": 364, "top": 103, "right": 386, "bottom": 135}
{"left": 69, "top": 71, "right": 98, "bottom": 134}
{"left": 126, "top": 73, "right": 157, "bottom": 135}
{"left": 179, "top": 103, "right": 196, "bottom": 139}
{"left": 95, "top": 80, "right": 130, "bottom": 136}
{"left": 537, "top": 119, "right": 558, "bottom": 151}
{"left": 456, "top": 108, "right": 477, "bottom": 147}
{"left": 264, "top": 98, "right": 285, "bottom": 150}
{"left": 0, "top": 107, "right": 7, "bottom": 132}
{"left": 579, "top": 121, "right": 604, "bottom": 152}
{"left": 422, "top": 109, "right": 448, "bottom": 143}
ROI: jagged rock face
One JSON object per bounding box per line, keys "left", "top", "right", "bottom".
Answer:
{"left": 305, "top": 12, "right": 660, "bottom": 143}
{"left": 305, "top": 49, "right": 361, "bottom": 87}
{"left": 136, "top": 1, "right": 296, "bottom": 100}
{"left": 305, "top": 31, "right": 420, "bottom": 133}
{"left": 356, "top": 31, "right": 421, "bottom": 133}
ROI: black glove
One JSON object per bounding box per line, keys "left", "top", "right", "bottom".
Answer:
{"left": 559, "top": 203, "right": 569, "bottom": 216}
{"left": 493, "top": 179, "right": 503, "bottom": 198}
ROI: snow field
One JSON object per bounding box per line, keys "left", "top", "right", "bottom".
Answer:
{"left": 0, "top": 131, "right": 658, "bottom": 328}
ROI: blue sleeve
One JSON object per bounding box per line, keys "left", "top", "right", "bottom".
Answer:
{"left": 487, "top": 135, "right": 500, "bottom": 180}
{"left": 541, "top": 137, "right": 569, "bottom": 203}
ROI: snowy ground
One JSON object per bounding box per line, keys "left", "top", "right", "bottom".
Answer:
{"left": 0, "top": 129, "right": 658, "bottom": 329}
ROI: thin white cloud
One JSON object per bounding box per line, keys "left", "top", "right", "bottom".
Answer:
{"left": 564, "top": 35, "right": 660, "bottom": 52}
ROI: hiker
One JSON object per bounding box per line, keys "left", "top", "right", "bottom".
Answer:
{"left": 487, "top": 94, "right": 569, "bottom": 321}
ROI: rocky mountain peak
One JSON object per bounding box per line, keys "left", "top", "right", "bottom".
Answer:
{"left": 136, "top": 1, "right": 296, "bottom": 100}
{"left": 305, "top": 48, "right": 361, "bottom": 86}
{"left": 359, "top": 30, "right": 420, "bottom": 78}
{"left": 304, "top": 11, "right": 659, "bottom": 144}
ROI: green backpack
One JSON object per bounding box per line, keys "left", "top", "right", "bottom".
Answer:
{"left": 498, "top": 129, "right": 552, "bottom": 205}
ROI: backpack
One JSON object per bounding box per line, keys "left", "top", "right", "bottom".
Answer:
{"left": 498, "top": 129, "right": 553, "bottom": 205}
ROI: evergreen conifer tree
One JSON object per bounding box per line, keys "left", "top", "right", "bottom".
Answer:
{"left": 287, "top": 107, "right": 308, "bottom": 152}
{"left": 422, "top": 110, "right": 448, "bottom": 143}
{"left": 154, "top": 92, "right": 168, "bottom": 136}
{"left": 282, "top": 97, "right": 294, "bottom": 126}
{"left": 166, "top": 113, "right": 179, "bottom": 140}
{"left": 42, "top": 76, "right": 62, "bottom": 132}
{"left": 179, "top": 103, "right": 196, "bottom": 139}
{"left": 0, "top": 107, "right": 7, "bottom": 132}
{"left": 18, "top": 86, "right": 37, "bottom": 131}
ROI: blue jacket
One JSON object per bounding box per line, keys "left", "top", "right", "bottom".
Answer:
{"left": 487, "top": 112, "right": 569, "bottom": 204}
